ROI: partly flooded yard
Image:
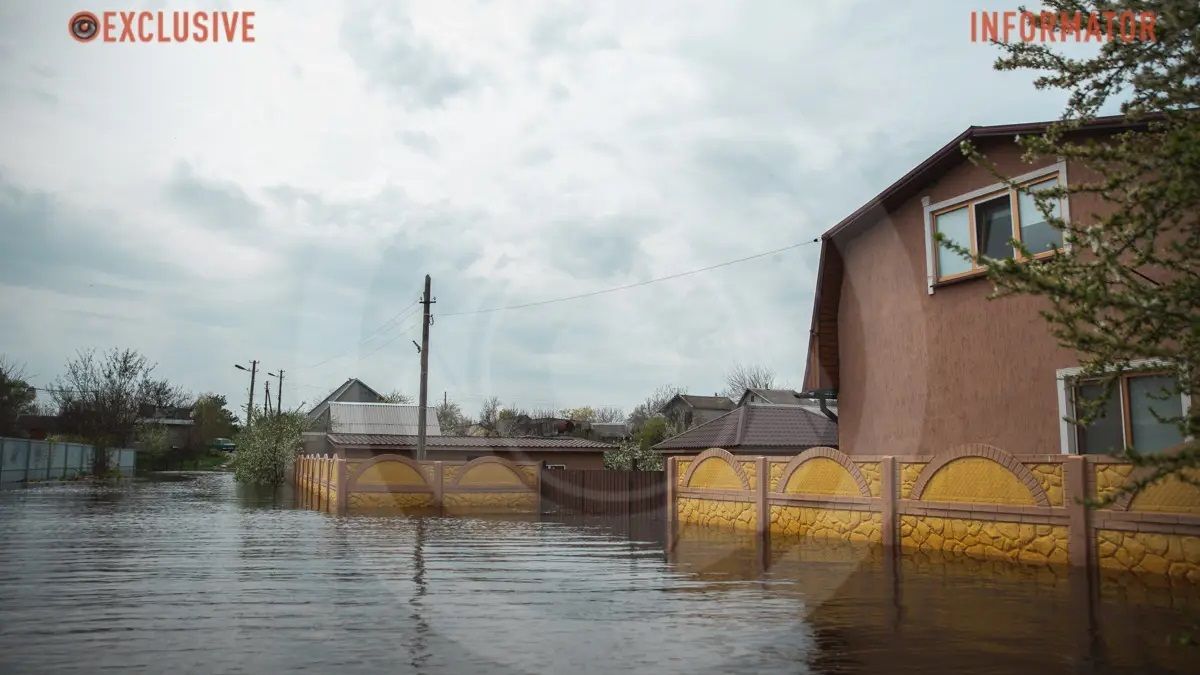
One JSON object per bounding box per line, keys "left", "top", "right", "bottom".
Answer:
{"left": 1, "top": 473, "right": 1196, "bottom": 673}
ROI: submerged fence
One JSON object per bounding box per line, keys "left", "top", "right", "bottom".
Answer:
{"left": 0, "top": 437, "right": 136, "bottom": 484}
{"left": 668, "top": 445, "right": 1200, "bottom": 579}
{"left": 540, "top": 469, "right": 666, "bottom": 516}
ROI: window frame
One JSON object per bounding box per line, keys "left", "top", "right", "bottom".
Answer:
{"left": 1054, "top": 362, "right": 1191, "bottom": 455}
{"left": 923, "top": 161, "right": 1069, "bottom": 294}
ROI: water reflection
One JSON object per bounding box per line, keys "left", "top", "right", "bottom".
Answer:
{"left": 0, "top": 474, "right": 1196, "bottom": 674}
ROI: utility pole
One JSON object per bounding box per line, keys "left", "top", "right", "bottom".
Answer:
{"left": 264, "top": 380, "right": 272, "bottom": 416}
{"left": 267, "top": 370, "right": 284, "bottom": 416}
{"left": 235, "top": 360, "right": 259, "bottom": 430}
{"left": 416, "top": 275, "right": 436, "bottom": 460}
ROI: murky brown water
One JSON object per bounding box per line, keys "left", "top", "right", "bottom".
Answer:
{"left": 1, "top": 473, "right": 1197, "bottom": 673}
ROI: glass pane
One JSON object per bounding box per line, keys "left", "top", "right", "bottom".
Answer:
{"left": 1018, "top": 180, "right": 1063, "bottom": 254}
{"left": 1127, "top": 375, "right": 1184, "bottom": 454}
{"left": 974, "top": 195, "right": 1014, "bottom": 259}
{"left": 935, "top": 207, "right": 972, "bottom": 277}
{"left": 1075, "top": 383, "right": 1123, "bottom": 454}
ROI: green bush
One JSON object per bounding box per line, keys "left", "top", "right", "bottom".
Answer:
{"left": 232, "top": 411, "right": 306, "bottom": 486}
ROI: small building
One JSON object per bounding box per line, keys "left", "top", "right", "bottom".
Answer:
{"left": 305, "top": 378, "right": 386, "bottom": 423}
{"left": 136, "top": 404, "right": 194, "bottom": 451}
{"left": 653, "top": 403, "right": 837, "bottom": 456}
{"left": 659, "top": 394, "right": 735, "bottom": 430}
{"left": 590, "top": 422, "right": 630, "bottom": 443}
{"left": 319, "top": 401, "right": 440, "bottom": 435}
{"left": 324, "top": 434, "right": 614, "bottom": 470}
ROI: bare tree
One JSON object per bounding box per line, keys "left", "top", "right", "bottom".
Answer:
{"left": 593, "top": 407, "right": 625, "bottom": 423}
{"left": 380, "top": 390, "right": 412, "bottom": 404}
{"left": 627, "top": 384, "right": 684, "bottom": 434}
{"left": 435, "top": 398, "right": 470, "bottom": 435}
{"left": 50, "top": 348, "right": 171, "bottom": 474}
{"left": 723, "top": 364, "right": 776, "bottom": 399}
{"left": 476, "top": 396, "right": 501, "bottom": 436}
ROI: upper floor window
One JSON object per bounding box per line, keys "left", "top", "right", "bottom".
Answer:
{"left": 925, "top": 162, "right": 1067, "bottom": 288}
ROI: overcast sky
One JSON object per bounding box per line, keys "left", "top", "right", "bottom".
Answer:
{"left": 0, "top": 1, "right": 1081, "bottom": 417}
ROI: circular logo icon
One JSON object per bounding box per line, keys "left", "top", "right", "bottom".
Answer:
{"left": 69, "top": 11, "right": 99, "bottom": 42}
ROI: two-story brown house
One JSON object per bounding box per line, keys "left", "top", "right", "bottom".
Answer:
{"left": 803, "top": 114, "right": 1187, "bottom": 457}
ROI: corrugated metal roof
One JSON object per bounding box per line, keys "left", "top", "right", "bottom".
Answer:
{"left": 327, "top": 434, "right": 615, "bottom": 451}
{"left": 328, "top": 402, "right": 441, "bottom": 436}
{"left": 653, "top": 404, "right": 837, "bottom": 452}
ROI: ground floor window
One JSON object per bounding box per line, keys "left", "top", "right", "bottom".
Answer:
{"left": 1060, "top": 369, "right": 1186, "bottom": 455}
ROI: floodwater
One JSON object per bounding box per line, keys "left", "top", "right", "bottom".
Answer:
{"left": 1, "top": 474, "right": 1197, "bottom": 674}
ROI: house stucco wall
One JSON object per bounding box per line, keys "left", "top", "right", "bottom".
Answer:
{"left": 832, "top": 139, "right": 1098, "bottom": 456}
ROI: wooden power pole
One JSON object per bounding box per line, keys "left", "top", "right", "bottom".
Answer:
{"left": 237, "top": 359, "right": 259, "bottom": 430}
{"left": 416, "top": 275, "right": 435, "bottom": 460}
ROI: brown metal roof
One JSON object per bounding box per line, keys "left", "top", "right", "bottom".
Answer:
{"left": 653, "top": 404, "right": 837, "bottom": 452}
{"left": 821, "top": 113, "right": 1145, "bottom": 243}
{"left": 326, "top": 434, "right": 615, "bottom": 451}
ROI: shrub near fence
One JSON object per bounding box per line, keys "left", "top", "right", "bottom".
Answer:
{"left": 0, "top": 437, "right": 136, "bottom": 484}
{"left": 668, "top": 445, "right": 1200, "bottom": 579}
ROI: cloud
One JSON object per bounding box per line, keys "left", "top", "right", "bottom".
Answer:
{"left": 340, "top": 2, "right": 482, "bottom": 107}
{"left": 165, "top": 162, "right": 262, "bottom": 231}
{"left": 0, "top": 0, "right": 1071, "bottom": 414}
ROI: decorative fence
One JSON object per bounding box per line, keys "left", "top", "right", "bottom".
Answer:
{"left": 667, "top": 445, "right": 1200, "bottom": 579}
{"left": 0, "top": 437, "right": 136, "bottom": 484}
{"left": 295, "top": 453, "right": 541, "bottom": 515}
{"left": 540, "top": 469, "right": 666, "bottom": 516}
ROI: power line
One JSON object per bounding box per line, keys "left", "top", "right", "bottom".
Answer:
{"left": 440, "top": 238, "right": 820, "bottom": 317}
{"left": 294, "top": 302, "right": 422, "bottom": 371}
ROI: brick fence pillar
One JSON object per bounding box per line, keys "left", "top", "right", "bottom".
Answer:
{"left": 755, "top": 456, "right": 768, "bottom": 537}
{"left": 1064, "top": 455, "right": 1090, "bottom": 568}
{"left": 665, "top": 456, "right": 677, "bottom": 534}
{"left": 881, "top": 456, "right": 898, "bottom": 550}
{"left": 336, "top": 458, "right": 348, "bottom": 515}
{"left": 433, "top": 461, "right": 445, "bottom": 515}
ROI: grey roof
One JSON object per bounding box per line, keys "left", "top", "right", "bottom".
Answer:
{"left": 306, "top": 378, "right": 385, "bottom": 420}
{"left": 590, "top": 422, "right": 629, "bottom": 436}
{"left": 327, "top": 402, "right": 441, "bottom": 436}
{"left": 327, "top": 434, "right": 615, "bottom": 451}
{"left": 737, "top": 388, "right": 803, "bottom": 406}
{"left": 660, "top": 394, "right": 735, "bottom": 413}
{"left": 653, "top": 403, "right": 837, "bottom": 452}
{"left": 736, "top": 389, "right": 839, "bottom": 416}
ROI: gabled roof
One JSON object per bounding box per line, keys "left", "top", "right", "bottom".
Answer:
{"left": 653, "top": 403, "right": 837, "bottom": 453}
{"left": 305, "top": 378, "right": 385, "bottom": 420}
{"left": 660, "top": 394, "right": 735, "bottom": 413}
{"left": 327, "top": 402, "right": 440, "bottom": 436}
{"left": 802, "top": 113, "right": 1148, "bottom": 392}
{"left": 326, "top": 434, "right": 615, "bottom": 452}
{"left": 737, "top": 388, "right": 802, "bottom": 406}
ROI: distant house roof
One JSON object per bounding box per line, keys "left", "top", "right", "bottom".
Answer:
{"left": 653, "top": 404, "right": 838, "bottom": 454}
{"left": 736, "top": 388, "right": 839, "bottom": 416}
{"left": 736, "top": 388, "right": 803, "bottom": 406}
{"left": 660, "top": 394, "right": 735, "bottom": 414}
{"left": 590, "top": 422, "right": 629, "bottom": 437}
{"left": 306, "top": 378, "right": 385, "bottom": 420}
{"left": 326, "top": 434, "right": 614, "bottom": 452}
{"left": 327, "top": 402, "right": 440, "bottom": 436}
